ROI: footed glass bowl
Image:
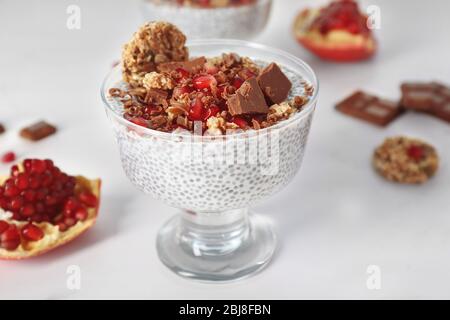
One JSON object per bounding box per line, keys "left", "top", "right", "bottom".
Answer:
{"left": 101, "top": 40, "right": 318, "bottom": 282}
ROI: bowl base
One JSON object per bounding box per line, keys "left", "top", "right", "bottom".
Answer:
{"left": 156, "top": 212, "right": 276, "bottom": 283}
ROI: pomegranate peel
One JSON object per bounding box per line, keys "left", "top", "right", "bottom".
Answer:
{"left": 293, "top": 5, "right": 376, "bottom": 62}
{"left": 0, "top": 175, "right": 101, "bottom": 260}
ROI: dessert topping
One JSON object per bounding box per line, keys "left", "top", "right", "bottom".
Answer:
{"left": 227, "top": 78, "right": 268, "bottom": 116}
{"left": 19, "top": 121, "right": 57, "bottom": 141}
{"left": 257, "top": 62, "right": 293, "bottom": 105}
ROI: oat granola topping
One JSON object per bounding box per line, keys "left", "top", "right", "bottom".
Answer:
{"left": 112, "top": 22, "right": 313, "bottom": 134}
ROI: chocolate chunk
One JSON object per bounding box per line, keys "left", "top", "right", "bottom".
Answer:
{"left": 432, "top": 100, "right": 450, "bottom": 122}
{"left": 145, "top": 88, "right": 168, "bottom": 105}
{"left": 0, "top": 123, "right": 4, "bottom": 135}
{"left": 20, "top": 121, "right": 57, "bottom": 141}
{"left": 227, "top": 78, "right": 268, "bottom": 116}
{"left": 400, "top": 82, "right": 444, "bottom": 111}
{"left": 157, "top": 57, "right": 207, "bottom": 74}
{"left": 257, "top": 63, "right": 292, "bottom": 105}
{"left": 336, "top": 91, "right": 403, "bottom": 126}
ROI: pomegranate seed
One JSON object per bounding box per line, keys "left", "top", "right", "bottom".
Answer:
{"left": 64, "top": 197, "right": 80, "bottom": 211}
{"left": 1, "top": 152, "right": 16, "bottom": 164}
{"left": 193, "top": 75, "right": 217, "bottom": 90}
{"left": 129, "top": 117, "right": 148, "bottom": 128}
{"left": 0, "top": 220, "right": 9, "bottom": 234}
{"left": 57, "top": 222, "right": 68, "bottom": 232}
{"left": 31, "top": 159, "right": 46, "bottom": 174}
{"left": 203, "top": 105, "right": 221, "bottom": 121}
{"left": 31, "top": 214, "right": 43, "bottom": 223}
{"left": 176, "top": 68, "right": 190, "bottom": 79}
{"left": 233, "top": 117, "right": 249, "bottom": 129}
{"left": 16, "top": 174, "right": 29, "bottom": 190}
{"left": 10, "top": 196, "right": 24, "bottom": 211}
{"left": 10, "top": 165, "right": 20, "bottom": 176}
{"left": 29, "top": 175, "right": 41, "bottom": 189}
{"left": 78, "top": 192, "right": 97, "bottom": 208}
{"left": 407, "top": 145, "right": 424, "bottom": 161}
{"left": 188, "top": 98, "right": 205, "bottom": 121}
{"left": 21, "top": 204, "right": 35, "bottom": 217}
{"left": 232, "top": 77, "right": 244, "bottom": 89}
{"left": 173, "top": 86, "right": 192, "bottom": 98}
{"left": 4, "top": 185, "right": 19, "bottom": 197}
{"left": 21, "top": 223, "right": 44, "bottom": 242}
{"left": 23, "top": 159, "right": 32, "bottom": 172}
{"left": 74, "top": 207, "right": 88, "bottom": 221}
{"left": 0, "top": 225, "right": 21, "bottom": 251}
{"left": 64, "top": 217, "right": 76, "bottom": 227}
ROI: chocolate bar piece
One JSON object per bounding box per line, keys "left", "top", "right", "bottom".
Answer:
{"left": 20, "top": 121, "right": 57, "bottom": 141}
{"left": 432, "top": 97, "right": 450, "bottom": 123}
{"left": 0, "top": 123, "right": 4, "bottom": 135}
{"left": 257, "top": 63, "right": 292, "bottom": 105}
{"left": 336, "top": 91, "right": 403, "bottom": 126}
{"left": 157, "top": 57, "right": 207, "bottom": 74}
{"left": 227, "top": 78, "right": 268, "bottom": 116}
{"left": 400, "top": 82, "right": 445, "bottom": 111}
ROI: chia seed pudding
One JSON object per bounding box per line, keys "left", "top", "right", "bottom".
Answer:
{"left": 141, "top": 0, "right": 272, "bottom": 39}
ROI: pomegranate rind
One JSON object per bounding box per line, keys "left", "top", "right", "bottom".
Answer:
{"left": 0, "top": 176, "right": 101, "bottom": 260}
{"left": 293, "top": 9, "right": 376, "bottom": 62}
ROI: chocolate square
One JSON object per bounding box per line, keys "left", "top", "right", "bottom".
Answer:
{"left": 227, "top": 78, "right": 268, "bottom": 116}
{"left": 257, "top": 63, "right": 292, "bottom": 105}
{"left": 20, "top": 121, "right": 57, "bottom": 141}
{"left": 432, "top": 99, "right": 450, "bottom": 123}
{"left": 157, "top": 57, "right": 206, "bottom": 74}
{"left": 400, "top": 82, "right": 442, "bottom": 111}
{"left": 336, "top": 91, "right": 402, "bottom": 127}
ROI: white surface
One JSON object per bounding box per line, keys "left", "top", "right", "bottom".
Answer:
{"left": 0, "top": 0, "right": 449, "bottom": 299}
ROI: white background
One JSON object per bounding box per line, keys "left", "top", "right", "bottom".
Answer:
{"left": 0, "top": 0, "right": 449, "bottom": 299}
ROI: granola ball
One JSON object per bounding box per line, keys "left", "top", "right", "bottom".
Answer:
{"left": 122, "top": 21, "right": 189, "bottom": 87}
{"left": 373, "top": 136, "right": 439, "bottom": 184}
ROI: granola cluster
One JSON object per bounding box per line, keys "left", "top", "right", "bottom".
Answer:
{"left": 122, "top": 21, "right": 188, "bottom": 87}
{"left": 373, "top": 136, "right": 439, "bottom": 184}
{"left": 112, "top": 22, "right": 313, "bottom": 134}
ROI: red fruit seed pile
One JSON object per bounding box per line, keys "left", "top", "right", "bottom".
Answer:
{"left": 0, "top": 159, "right": 98, "bottom": 251}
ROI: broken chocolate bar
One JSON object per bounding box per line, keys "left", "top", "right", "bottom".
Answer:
{"left": 227, "top": 78, "right": 268, "bottom": 116}
{"left": 257, "top": 63, "right": 292, "bottom": 105}
{"left": 20, "top": 121, "right": 57, "bottom": 141}
{"left": 157, "top": 57, "right": 207, "bottom": 74}
{"left": 0, "top": 123, "right": 4, "bottom": 135}
{"left": 336, "top": 91, "right": 403, "bottom": 126}
{"left": 400, "top": 82, "right": 446, "bottom": 111}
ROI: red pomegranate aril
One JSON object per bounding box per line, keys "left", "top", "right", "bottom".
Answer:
{"left": 21, "top": 223, "right": 44, "bottom": 242}
{"left": 57, "top": 222, "right": 68, "bottom": 232}
{"left": 407, "top": 145, "right": 424, "bottom": 161}
{"left": 64, "top": 217, "right": 76, "bottom": 227}
{"left": 41, "top": 171, "right": 53, "bottom": 187}
{"left": 0, "top": 220, "right": 8, "bottom": 234}
{"left": 10, "top": 196, "right": 24, "bottom": 211}
{"left": 21, "top": 204, "right": 35, "bottom": 217}
{"left": 1, "top": 152, "right": 16, "bottom": 164}
{"left": 4, "top": 185, "right": 20, "bottom": 198}
{"left": 78, "top": 192, "right": 98, "bottom": 208}
{"left": 203, "top": 105, "right": 221, "bottom": 121}
{"left": 35, "top": 202, "right": 45, "bottom": 214}
{"left": 23, "top": 190, "right": 36, "bottom": 202}
{"left": 232, "top": 77, "right": 244, "bottom": 89}
{"left": 130, "top": 117, "right": 148, "bottom": 128}
{"left": 31, "top": 159, "right": 46, "bottom": 174}
{"left": 23, "top": 159, "right": 32, "bottom": 172}
{"left": 45, "top": 195, "right": 58, "bottom": 206}
{"left": 16, "top": 174, "right": 29, "bottom": 190}
{"left": 176, "top": 68, "right": 190, "bottom": 79}
{"left": 188, "top": 98, "right": 205, "bottom": 121}
{"left": 64, "top": 197, "right": 79, "bottom": 211}
{"left": 193, "top": 75, "right": 217, "bottom": 90}
{"left": 36, "top": 188, "right": 48, "bottom": 201}
{"left": 74, "top": 207, "right": 88, "bottom": 221}
{"left": 233, "top": 116, "right": 249, "bottom": 129}
{"left": 29, "top": 175, "right": 41, "bottom": 189}
{"left": 1, "top": 225, "right": 21, "bottom": 251}
{"left": 10, "top": 165, "right": 20, "bottom": 177}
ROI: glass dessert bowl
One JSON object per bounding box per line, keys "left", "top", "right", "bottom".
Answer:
{"left": 141, "top": 0, "right": 272, "bottom": 40}
{"left": 101, "top": 39, "right": 318, "bottom": 282}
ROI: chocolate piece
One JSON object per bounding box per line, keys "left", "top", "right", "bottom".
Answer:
{"left": 157, "top": 57, "right": 207, "bottom": 74}
{"left": 227, "top": 78, "right": 268, "bottom": 116}
{"left": 20, "top": 121, "right": 57, "bottom": 141}
{"left": 336, "top": 91, "right": 402, "bottom": 126}
{"left": 145, "top": 88, "right": 168, "bottom": 105}
{"left": 400, "top": 82, "right": 443, "bottom": 111}
{"left": 432, "top": 98, "right": 450, "bottom": 123}
{"left": 257, "top": 63, "right": 292, "bottom": 105}
{"left": 0, "top": 123, "right": 4, "bottom": 135}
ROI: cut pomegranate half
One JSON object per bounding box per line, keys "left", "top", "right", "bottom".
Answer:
{"left": 0, "top": 159, "right": 101, "bottom": 260}
{"left": 293, "top": 0, "right": 376, "bottom": 62}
